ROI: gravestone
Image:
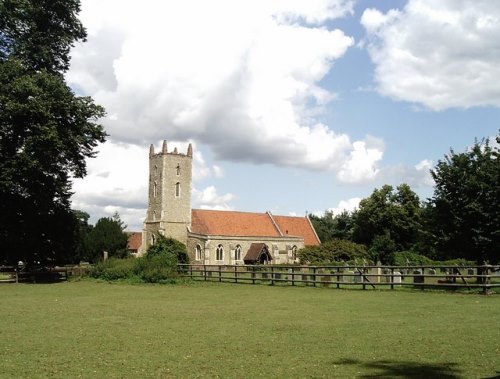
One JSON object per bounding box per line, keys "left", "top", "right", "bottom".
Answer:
{"left": 344, "top": 270, "right": 354, "bottom": 282}
{"left": 321, "top": 275, "right": 331, "bottom": 287}
{"left": 354, "top": 272, "right": 363, "bottom": 283}
{"left": 467, "top": 268, "right": 474, "bottom": 276}
{"left": 393, "top": 272, "right": 402, "bottom": 285}
{"left": 429, "top": 269, "right": 436, "bottom": 275}
{"left": 413, "top": 269, "right": 424, "bottom": 286}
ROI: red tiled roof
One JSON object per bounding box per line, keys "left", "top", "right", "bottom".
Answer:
{"left": 273, "top": 215, "right": 321, "bottom": 246}
{"left": 191, "top": 209, "right": 280, "bottom": 237}
{"left": 190, "top": 209, "right": 320, "bottom": 246}
{"left": 127, "top": 232, "right": 142, "bottom": 251}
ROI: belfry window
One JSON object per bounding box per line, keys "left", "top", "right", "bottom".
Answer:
{"left": 176, "top": 164, "right": 181, "bottom": 175}
{"left": 216, "top": 244, "right": 224, "bottom": 261}
{"left": 175, "top": 182, "right": 181, "bottom": 197}
{"left": 153, "top": 182, "right": 157, "bottom": 197}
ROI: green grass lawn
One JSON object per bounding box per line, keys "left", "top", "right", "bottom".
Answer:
{"left": 0, "top": 281, "right": 498, "bottom": 378}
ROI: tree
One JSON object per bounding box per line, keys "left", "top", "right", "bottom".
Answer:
{"left": 352, "top": 184, "right": 423, "bottom": 252}
{"left": 84, "top": 214, "right": 128, "bottom": 262}
{"left": 298, "top": 239, "right": 368, "bottom": 264}
{"left": 0, "top": 0, "right": 106, "bottom": 265}
{"left": 428, "top": 135, "right": 499, "bottom": 263}
{"left": 309, "top": 210, "right": 355, "bottom": 242}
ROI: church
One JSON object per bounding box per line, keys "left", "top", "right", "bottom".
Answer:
{"left": 138, "top": 140, "right": 320, "bottom": 264}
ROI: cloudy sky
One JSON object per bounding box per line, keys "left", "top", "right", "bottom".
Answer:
{"left": 68, "top": 0, "right": 500, "bottom": 231}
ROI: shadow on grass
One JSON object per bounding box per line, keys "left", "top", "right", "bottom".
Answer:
{"left": 334, "top": 358, "right": 463, "bottom": 378}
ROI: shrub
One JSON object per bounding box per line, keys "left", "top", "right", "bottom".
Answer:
{"left": 298, "top": 239, "right": 368, "bottom": 264}
{"left": 394, "top": 251, "right": 434, "bottom": 266}
{"left": 88, "top": 258, "right": 137, "bottom": 281}
{"left": 87, "top": 235, "right": 189, "bottom": 283}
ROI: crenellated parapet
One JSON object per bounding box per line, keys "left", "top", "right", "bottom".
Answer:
{"left": 149, "top": 140, "right": 193, "bottom": 158}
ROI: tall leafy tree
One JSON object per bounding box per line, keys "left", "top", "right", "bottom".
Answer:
{"left": 309, "top": 210, "right": 355, "bottom": 243}
{"left": 352, "top": 184, "right": 423, "bottom": 254}
{"left": 84, "top": 213, "right": 129, "bottom": 262}
{"left": 428, "top": 135, "right": 499, "bottom": 263}
{"left": 0, "top": 0, "right": 106, "bottom": 265}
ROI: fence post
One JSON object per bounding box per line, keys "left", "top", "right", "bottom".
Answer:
{"left": 15, "top": 269, "right": 18, "bottom": 284}
{"left": 390, "top": 268, "right": 394, "bottom": 290}
{"left": 271, "top": 266, "right": 274, "bottom": 286}
{"left": 252, "top": 265, "right": 256, "bottom": 285}
{"left": 219, "top": 265, "right": 222, "bottom": 282}
{"left": 234, "top": 265, "right": 238, "bottom": 284}
{"left": 483, "top": 265, "right": 489, "bottom": 295}
{"left": 312, "top": 267, "right": 316, "bottom": 287}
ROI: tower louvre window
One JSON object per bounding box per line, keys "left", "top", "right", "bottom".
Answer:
{"left": 175, "top": 182, "right": 181, "bottom": 197}
{"left": 153, "top": 182, "right": 157, "bottom": 197}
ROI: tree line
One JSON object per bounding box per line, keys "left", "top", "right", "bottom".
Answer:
{"left": 307, "top": 135, "right": 499, "bottom": 265}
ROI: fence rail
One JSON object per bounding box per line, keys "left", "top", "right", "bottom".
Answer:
{"left": 0, "top": 265, "right": 88, "bottom": 283}
{"left": 178, "top": 264, "right": 500, "bottom": 294}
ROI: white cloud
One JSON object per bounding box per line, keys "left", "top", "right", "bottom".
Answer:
{"left": 361, "top": 0, "right": 500, "bottom": 110}
{"left": 71, "top": 140, "right": 227, "bottom": 230}
{"left": 67, "top": 0, "right": 364, "bottom": 171}
{"left": 192, "top": 186, "right": 236, "bottom": 210}
{"left": 375, "top": 159, "right": 435, "bottom": 188}
{"left": 336, "top": 136, "right": 384, "bottom": 183}
{"left": 328, "top": 197, "right": 362, "bottom": 215}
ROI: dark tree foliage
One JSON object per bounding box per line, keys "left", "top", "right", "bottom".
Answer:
{"left": 147, "top": 235, "right": 189, "bottom": 265}
{"left": 309, "top": 210, "right": 355, "bottom": 242}
{"left": 352, "top": 184, "right": 422, "bottom": 252}
{"left": 83, "top": 213, "right": 128, "bottom": 263}
{"left": 428, "top": 135, "right": 499, "bottom": 263}
{"left": 0, "top": 0, "right": 86, "bottom": 73}
{"left": 0, "top": 0, "right": 106, "bottom": 265}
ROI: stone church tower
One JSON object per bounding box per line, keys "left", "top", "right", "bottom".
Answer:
{"left": 141, "top": 140, "right": 193, "bottom": 253}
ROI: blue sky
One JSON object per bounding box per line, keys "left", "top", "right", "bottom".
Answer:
{"left": 67, "top": 0, "right": 500, "bottom": 230}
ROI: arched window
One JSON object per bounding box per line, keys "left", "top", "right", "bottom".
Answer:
{"left": 151, "top": 234, "right": 156, "bottom": 245}
{"left": 153, "top": 182, "right": 157, "bottom": 197}
{"left": 216, "top": 244, "right": 224, "bottom": 261}
{"left": 175, "top": 182, "right": 181, "bottom": 197}
{"left": 235, "top": 245, "right": 242, "bottom": 261}
{"left": 195, "top": 244, "right": 202, "bottom": 261}
{"left": 176, "top": 164, "right": 181, "bottom": 176}
{"left": 153, "top": 210, "right": 156, "bottom": 221}
{"left": 154, "top": 165, "right": 158, "bottom": 177}
{"left": 292, "top": 245, "right": 298, "bottom": 261}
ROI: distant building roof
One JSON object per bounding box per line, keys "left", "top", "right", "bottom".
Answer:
{"left": 190, "top": 209, "right": 320, "bottom": 246}
{"left": 127, "top": 232, "right": 142, "bottom": 251}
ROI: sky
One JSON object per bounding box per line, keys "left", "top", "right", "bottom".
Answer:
{"left": 67, "top": 0, "right": 500, "bottom": 231}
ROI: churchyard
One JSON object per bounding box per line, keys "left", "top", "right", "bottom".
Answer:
{"left": 1, "top": 281, "right": 498, "bottom": 378}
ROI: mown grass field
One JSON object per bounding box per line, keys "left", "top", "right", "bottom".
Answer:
{"left": 0, "top": 281, "right": 498, "bottom": 378}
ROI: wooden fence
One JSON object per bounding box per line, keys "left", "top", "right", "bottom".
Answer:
{"left": 0, "top": 265, "right": 88, "bottom": 283}
{"left": 178, "top": 264, "right": 500, "bottom": 294}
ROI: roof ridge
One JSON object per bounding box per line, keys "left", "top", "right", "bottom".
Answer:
{"left": 266, "top": 211, "right": 284, "bottom": 236}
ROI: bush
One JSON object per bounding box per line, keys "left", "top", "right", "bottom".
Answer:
{"left": 88, "top": 258, "right": 137, "bottom": 281}
{"left": 87, "top": 235, "right": 189, "bottom": 283}
{"left": 298, "top": 239, "right": 368, "bottom": 264}
{"left": 394, "top": 251, "right": 434, "bottom": 266}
